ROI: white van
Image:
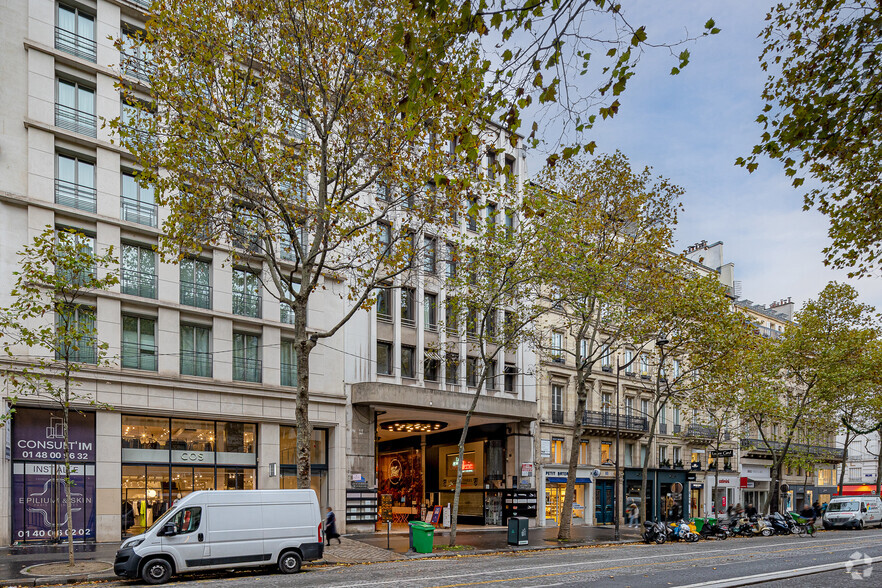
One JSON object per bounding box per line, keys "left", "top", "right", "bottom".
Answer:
{"left": 822, "top": 495, "right": 882, "bottom": 530}
{"left": 114, "top": 490, "right": 324, "bottom": 584}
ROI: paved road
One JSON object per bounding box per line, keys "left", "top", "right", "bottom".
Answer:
{"left": 63, "top": 529, "right": 882, "bottom": 588}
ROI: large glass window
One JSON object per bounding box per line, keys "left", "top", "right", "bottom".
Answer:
{"left": 56, "top": 153, "right": 95, "bottom": 212}
{"left": 55, "top": 305, "right": 96, "bottom": 364}
{"left": 56, "top": 4, "right": 95, "bottom": 62}
{"left": 180, "top": 324, "right": 212, "bottom": 377}
{"left": 446, "top": 353, "right": 459, "bottom": 384}
{"left": 122, "top": 416, "right": 169, "bottom": 449}
{"left": 217, "top": 421, "right": 256, "bottom": 454}
{"left": 216, "top": 467, "right": 255, "bottom": 490}
{"left": 121, "top": 243, "right": 157, "bottom": 298}
{"left": 121, "top": 315, "right": 156, "bottom": 371}
{"left": 170, "top": 419, "right": 215, "bottom": 452}
{"left": 423, "top": 236, "right": 437, "bottom": 274}
{"left": 56, "top": 78, "right": 95, "bottom": 136}
{"left": 377, "top": 341, "right": 392, "bottom": 375}
{"left": 120, "top": 28, "right": 153, "bottom": 84}
{"left": 401, "top": 345, "right": 416, "bottom": 378}
{"left": 280, "top": 340, "right": 298, "bottom": 387}
{"left": 232, "top": 269, "right": 262, "bottom": 318}
{"left": 180, "top": 258, "right": 211, "bottom": 309}
{"left": 445, "top": 243, "right": 457, "bottom": 278}
{"left": 279, "top": 427, "right": 327, "bottom": 466}
{"left": 424, "top": 293, "right": 437, "bottom": 331}
{"left": 401, "top": 288, "right": 415, "bottom": 327}
{"left": 233, "top": 332, "right": 261, "bottom": 382}
{"left": 376, "top": 286, "right": 392, "bottom": 321}
{"left": 121, "top": 172, "right": 156, "bottom": 227}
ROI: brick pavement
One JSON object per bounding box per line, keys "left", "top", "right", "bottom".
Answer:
{"left": 320, "top": 537, "right": 406, "bottom": 564}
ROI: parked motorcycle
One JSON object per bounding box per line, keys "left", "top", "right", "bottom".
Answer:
{"left": 698, "top": 519, "right": 729, "bottom": 540}
{"left": 668, "top": 519, "right": 701, "bottom": 542}
{"left": 768, "top": 512, "right": 794, "bottom": 535}
{"left": 730, "top": 516, "right": 769, "bottom": 537}
{"left": 754, "top": 516, "right": 774, "bottom": 537}
{"left": 643, "top": 519, "right": 668, "bottom": 544}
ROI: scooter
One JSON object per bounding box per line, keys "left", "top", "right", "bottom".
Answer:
{"left": 699, "top": 519, "right": 729, "bottom": 540}
{"left": 642, "top": 519, "right": 668, "bottom": 544}
{"left": 668, "top": 519, "right": 701, "bottom": 542}
{"left": 754, "top": 516, "right": 774, "bottom": 537}
{"left": 768, "top": 512, "right": 793, "bottom": 535}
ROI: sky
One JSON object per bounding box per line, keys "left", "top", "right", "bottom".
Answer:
{"left": 527, "top": 1, "right": 882, "bottom": 312}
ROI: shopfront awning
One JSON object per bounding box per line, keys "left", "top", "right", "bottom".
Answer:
{"left": 546, "top": 477, "right": 593, "bottom": 484}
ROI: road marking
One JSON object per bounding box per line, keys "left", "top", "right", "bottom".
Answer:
{"left": 316, "top": 534, "right": 882, "bottom": 588}
{"left": 675, "top": 555, "right": 882, "bottom": 587}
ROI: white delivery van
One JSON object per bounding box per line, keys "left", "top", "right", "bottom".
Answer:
{"left": 822, "top": 495, "right": 882, "bottom": 530}
{"left": 114, "top": 490, "right": 323, "bottom": 584}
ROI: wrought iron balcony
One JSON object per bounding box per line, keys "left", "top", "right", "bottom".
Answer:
{"left": 121, "top": 195, "right": 158, "bottom": 227}
{"left": 281, "top": 361, "right": 298, "bottom": 387}
{"left": 55, "top": 179, "right": 96, "bottom": 212}
{"left": 55, "top": 27, "right": 96, "bottom": 62}
{"left": 55, "top": 103, "right": 96, "bottom": 137}
{"left": 582, "top": 410, "right": 648, "bottom": 436}
{"left": 740, "top": 438, "right": 846, "bottom": 462}
{"left": 121, "top": 341, "right": 157, "bottom": 371}
{"left": 232, "top": 291, "right": 262, "bottom": 318}
{"left": 551, "top": 410, "right": 564, "bottom": 425}
{"left": 659, "top": 423, "right": 668, "bottom": 435}
{"left": 121, "top": 269, "right": 157, "bottom": 298}
{"left": 180, "top": 350, "right": 212, "bottom": 377}
{"left": 121, "top": 53, "right": 155, "bottom": 84}
{"left": 233, "top": 356, "right": 262, "bottom": 383}
{"left": 180, "top": 281, "right": 212, "bottom": 309}
{"left": 686, "top": 424, "right": 718, "bottom": 439}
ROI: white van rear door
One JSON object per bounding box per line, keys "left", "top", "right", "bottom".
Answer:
{"left": 262, "top": 501, "right": 316, "bottom": 548}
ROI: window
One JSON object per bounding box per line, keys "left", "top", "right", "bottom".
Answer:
{"left": 466, "top": 305, "right": 478, "bottom": 338}
{"left": 446, "top": 352, "right": 459, "bottom": 384}
{"left": 551, "top": 384, "right": 564, "bottom": 424}
{"left": 624, "top": 349, "right": 634, "bottom": 373}
{"left": 180, "top": 324, "right": 211, "bottom": 377}
{"left": 445, "top": 242, "right": 457, "bottom": 278}
{"left": 121, "top": 98, "right": 154, "bottom": 147}
{"left": 180, "top": 258, "right": 211, "bottom": 309}
{"left": 486, "top": 151, "right": 497, "bottom": 181}
{"left": 401, "top": 287, "right": 415, "bottom": 327}
{"left": 625, "top": 397, "right": 634, "bottom": 418}
{"left": 170, "top": 507, "right": 202, "bottom": 535}
{"left": 401, "top": 345, "right": 416, "bottom": 378}
{"left": 659, "top": 404, "right": 667, "bottom": 425}
{"left": 504, "top": 157, "right": 516, "bottom": 193}
{"left": 486, "top": 201, "right": 497, "bottom": 225}
{"left": 122, "top": 315, "right": 156, "bottom": 371}
{"left": 56, "top": 153, "right": 96, "bottom": 212}
{"left": 466, "top": 197, "right": 478, "bottom": 231}
{"left": 504, "top": 364, "right": 516, "bottom": 392}
{"left": 658, "top": 445, "right": 668, "bottom": 464}
{"left": 121, "top": 28, "right": 154, "bottom": 84}
{"left": 376, "top": 285, "right": 392, "bottom": 321}
{"left": 551, "top": 437, "right": 564, "bottom": 463}
{"left": 56, "top": 78, "right": 95, "bottom": 136}
{"left": 424, "top": 350, "right": 439, "bottom": 382}
{"left": 639, "top": 354, "right": 649, "bottom": 376}
{"left": 818, "top": 469, "right": 835, "bottom": 486}
{"left": 601, "top": 345, "right": 612, "bottom": 370}
{"left": 121, "top": 171, "right": 157, "bottom": 226}
{"left": 487, "top": 308, "right": 498, "bottom": 338}
{"left": 640, "top": 444, "right": 647, "bottom": 465}
{"left": 233, "top": 332, "right": 261, "bottom": 382}
{"left": 602, "top": 392, "right": 612, "bottom": 415}
{"left": 672, "top": 447, "right": 681, "bottom": 465}
{"left": 624, "top": 443, "right": 634, "bottom": 467}
{"left": 378, "top": 222, "right": 391, "bottom": 257}
{"left": 55, "top": 229, "right": 94, "bottom": 285}
{"left": 55, "top": 305, "right": 96, "bottom": 364}
{"left": 601, "top": 442, "right": 611, "bottom": 464}
{"left": 445, "top": 298, "right": 458, "bottom": 333}
{"left": 641, "top": 399, "right": 649, "bottom": 419}
{"left": 377, "top": 181, "right": 390, "bottom": 202}
{"left": 504, "top": 209, "right": 515, "bottom": 235}
{"left": 673, "top": 407, "right": 680, "bottom": 432}
{"left": 691, "top": 452, "right": 701, "bottom": 468}
{"left": 232, "top": 269, "right": 262, "bottom": 318}
{"left": 56, "top": 4, "right": 95, "bottom": 62}
{"left": 424, "top": 293, "right": 437, "bottom": 331}
{"left": 551, "top": 331, "right": 564, "bottom": 362}
{"left": 579, "top": 441, "right": 590, "bottom": 466}
{"left": 121, "top": 243, "right": 157, "bottom": 298}
{"left": 466, "top": 357, "right": 478, "bottom": 387}
{"left": 280, "top": 340, "right": 298, "bottom": 387}
{"left": 487, "top": 359, "right": 499, "bottom": 390}
{"left": 280, "top": 224, "right": 308, "bottom": 261}
{"left": 377, "top": 341, "right": 392, "bottom": 375}
{"left": 672, "top": 359, "right": 681, "bottom": 379}
{"left": 423, "top": 236, "right": 437, "bottom": 274}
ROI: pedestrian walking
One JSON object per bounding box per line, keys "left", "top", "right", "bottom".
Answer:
{"left": 812, "top": 501, "right": 822, "bottom": 520}
{"left": 745, "top": 503, "right": 757, "bottom": 519}
{"left": 325, "top": 506, "right": 341, "bottom": 545}
{"left": 627, "top": 503, "right": 639, "bottom": 527}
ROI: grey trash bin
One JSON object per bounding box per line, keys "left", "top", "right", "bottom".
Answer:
{"left": 507, "top": 516, "right": 528, "bottom": 545}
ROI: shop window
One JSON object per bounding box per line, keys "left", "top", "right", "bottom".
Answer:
{"left": 279, "top": 427, "right": 328, "bottom": 466}
{"left": 377, "top": 341, "right": 393, "bottom": 375}
{"left": 122, "top": 415, "right": 169, "bottom": 450}
{"left": 601, "top": 442, "right": 611, "bottom": 465}
{"left": 217, "top": 421, "right": 256, "bottom": 454}
{"left": 579, "top": 441, "right": 590, "bottom": 466}
{"left": 217, "top": 467, "right": 255, "bottom": 490}
{"left": 121, "top": 464, "right": 172, "bottom": 537}
{"left": 624, "top": 443, "right": 633, "bottom": 467}
{"left": 551, "top": 437, "right": 564, "bottom": 463}
{"left": 170, "top": 419, "right": 214, "bottom": 452}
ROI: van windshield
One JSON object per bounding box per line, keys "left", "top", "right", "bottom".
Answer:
{"left": 827, "top": 501, "right": 860, "bottom": 512}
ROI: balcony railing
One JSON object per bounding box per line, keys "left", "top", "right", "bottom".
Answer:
{"left": 740, "top": 438, "right": 846, "bottom": 461}
{"left": 57, "top": 341, "right": 97, "bottom": 364}
{"left": 280, "top": 303, "right": 296, "bottom": 325}
{"left": 121, "top": 195, "right": 158, "bottom": 227}
{"left": 659, "top": 423, "right": 668, "bottom": 435}
{"left": 127, "top": 0, "right": 152, "bottom": 9}
{"left": 582, "top": 410, "right": 648, "bottom": 432}
{"left": 551, "top": 410, "right": 564, "bottom": 425}
{"left": 55, "top": 27, "right": 96, "bottom": 62}
{"left": 121, "top": 341, "right": 157, "bottom": 371}
{"left": 180, "top": 350, "right": 212, "bottom": 377}
{"left": 401, "top": 316, "right": 416, "bottom": 328}
{"left": 686, "top": 424, "right": 718, "bottom": 439}
{"left": 55, "top": 178, "right": 96, "bottom": 212}
{"left": 121, "top": 269, "right": 157, "bottom": 298}
{"left": 121, "top": 53, "right": 155, "bottom": 84}
{"left": 180, "top": 281, "right": 211, "bottom": 309}
{"left": 753, "top": 324, "right": 783, "bottom": 340}
{"left": 55, "top": 103, "right": 96, "bottom": 137}
{"left": 378, "top": 311, "right": 393, "bottom": 323}
{"left": 232, "top": 291, "right": 262, "bottom": 318}
{"left": 233, "top": 356, "right": 262, "bottom": 382}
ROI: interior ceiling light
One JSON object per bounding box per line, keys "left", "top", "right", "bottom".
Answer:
{"left": 380, "top": 420, "right": 447, "bottom": 433}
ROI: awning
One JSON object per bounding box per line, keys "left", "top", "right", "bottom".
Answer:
{"left": 547, "top": 477, "right": 593, "bottom": 484}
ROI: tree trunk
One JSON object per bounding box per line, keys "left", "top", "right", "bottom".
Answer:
{"left": 63, "top": 362, "right": 74, "bottom": 566}
{"left": 877, "top": 430, "right": 882, "bottom": 497}
{"left": 837, "top": 432, "right": 853, "bottom": 496}
{"left": 295, "top": 323, "right": 316, "bottom": 490}
{"left": 557, "top": 391, "right": 587, "bottom": 541}
{"left": 449, "top": 374, "right": 486, "bottom": 546}
{"left": 639, "top": 429, "right": 655, "bottom": 523}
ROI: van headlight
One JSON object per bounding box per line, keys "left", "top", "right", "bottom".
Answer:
{"left": 121, "top": 538, "right": 144, "bottom": 550}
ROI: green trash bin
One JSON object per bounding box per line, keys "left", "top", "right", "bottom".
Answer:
{"left": 409, "top": 521, "right": 435, "bottom": 554}
{"left": 693, "top": 517, "right": 706, "bottom": 532}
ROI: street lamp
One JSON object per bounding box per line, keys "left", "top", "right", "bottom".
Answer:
{"left": 614, "top": 355, "right": 622, "bottom": 541}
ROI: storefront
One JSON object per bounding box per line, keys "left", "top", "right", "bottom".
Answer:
{"left": 740, "top": 463, "right": 770, "bottom": 511}
{"left": 624, "top": 468, "right": 688, "bottom": 522}
{"left": 279, "top": 426, "right": 329, "bottom": 508}
{"left": 121, "top": 415, "right": 257, "bottom": 537}
{"left": 542, "top": 467, "right": 592, "bottom": 525}
{"left": 11, "top": 408, "right": 96, "bottom": 543}
{"left": 705, "top": 474, "right": 739, "bottom": 515}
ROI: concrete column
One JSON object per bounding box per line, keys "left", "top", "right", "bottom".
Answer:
{"left": 346, "top": 404, "right": 375, "bottom": 533}
{"left": 95, "top": 410, "right": 121, "bottom": 542}
{"left": 258, "top": 422, "right": 280, "bottom": 490}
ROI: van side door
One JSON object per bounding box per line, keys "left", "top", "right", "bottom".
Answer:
{"left": 161, "top": 506, "right": 208, "bottom": 571}
{"left": 205, "top": 504, "right": 268, "bottom": 567}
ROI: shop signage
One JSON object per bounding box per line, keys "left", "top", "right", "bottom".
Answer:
{"left": 715, "top": 476, "right": 737, "bottom": 487}
{"left": 540, "top": 439, "right": 551, "bottom": 458}
{"left": 13, "top": 408, "right": 95, "bottom": 462}
{"left": 521, "top": 463, "right": 534, "bottom": 477}
{"left": 710, "top": 449, "right": 734, "bottom": 458}
{"left": 687, "top": 473, "right": 697, "bottom": 481}
{"left": 171, "top": 450, "right": 215, "bottom": 464}
{"left": 741, "top": 465, "right": 771, "bottom": 480}
{"left": 691, "top": 483, "right": 704, "bottom": 489}
{"left": 12, "top": 462, "right": 95, "bottom": 542}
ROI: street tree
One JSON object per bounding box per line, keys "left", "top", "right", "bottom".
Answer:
{"left": 526, "top": 151, "right": 682, "bottom": 540}
{"left": 633, "top": 270, "right": 744, "bottom": 523}
{"left": 442, "top": 191, "right": 548, "bottom": 546}
{"left": 739, "top": 0, "right": 882, "bottom": 277}
{"left": 0, "top": 227, "right": 118, "bottom": 565}
{"left": 738, "top": 282, "right": 879, "bottom": 513}
{"left": 115, "top": 0, "right": 488, "bottom": 488}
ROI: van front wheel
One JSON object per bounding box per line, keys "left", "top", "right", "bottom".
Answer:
{"left": 141, "top": 558, "right": 172, "bottom": 585}
{"left": 278, "top": 551, "right": 302, "bottom": 574}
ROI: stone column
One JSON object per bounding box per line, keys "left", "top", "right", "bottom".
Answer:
{"left": 259, "top": 422, "right": 280, "bottom": 490}
{"left": 95, "top": 410, "right": 121, "bottom": 542}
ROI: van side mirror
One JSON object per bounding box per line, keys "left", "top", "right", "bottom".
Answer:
{"left": 159, "top": 522, "right": 178, "bottom": 536}
{"left": 861, "top": 505, "right": 868, "bottom": 513}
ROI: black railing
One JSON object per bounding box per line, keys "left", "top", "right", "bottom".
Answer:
{"left": 55, "top": 178, "right": 96, "bottom": 212}
{"left": 55, "top": 27, "right": 96, "bottom": 62}
{"left": 753, "top": 324, "right": 783, "bottom": 340}
{"left": 180, "top": 281, "right": 211, "bottom": 309}
{"left": 401, "top": 316, "right": 416, "bottom": 328}
{"left": 659, "top": 423, "right": 668, "bottom": 435}
{"left": 121, "top": 53, "right": 155, "bottom": 84}
{"left": 128, "top": 0, "right": 152, "bottom": 9}
{"left": 55, "top": 103, "right": 96, "bottom": 137}
{"left": 686, "top": 424, "right": 718, "bottom": 439}
{"left": 551, "top": 410, "right": 564, "bottom": 425}
{"left": 233, "top": 357, "right": 262, "bottom": 382}
{"left": 121, "top": 269, "right": 157, "bottom": 298}
{"left": 673, "top": 424, "right": 682, "bottom": 434}
{"left": 740, "top": 438, "right": 846, "bottom": 460}
{"left": 280, "top": 303, "right": 295, "bottom": 325}
{"left": 281, "top": 361, "right": 298, "bottom": 387}
{"left": 232, "top": 291, "right": 262, "bottom": 318}
{"left": 582, "top": 410, "right": 648, "bottom": 432}
{"left": 121, "top": 195, "right": 158, "bottom": 227}
{"left": 180, "top": 350, "right": 212, "bottom": 377}
{"left": 121, "top": 341, "right": 157, "bottom": 371}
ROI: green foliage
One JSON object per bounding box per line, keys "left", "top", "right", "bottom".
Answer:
{"left": 741, "top": 0, "right": 882, "bottom": 277}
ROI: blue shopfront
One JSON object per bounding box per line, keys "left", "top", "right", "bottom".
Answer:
{"left": 624, "top": 468, "right": 688, "bottom": 521}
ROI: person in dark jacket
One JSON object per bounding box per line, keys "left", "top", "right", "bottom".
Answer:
{"left": 745, "top": 504, "right": 758, "bottom": 519}
{"left": 325, "top": 506, "right": 341, "bottom": 545}
{"left": 812, "top": 501, "right": 823, "bottom": 520}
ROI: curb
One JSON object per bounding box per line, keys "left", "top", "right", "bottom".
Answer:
{"left": 1, "top": 572, "right": 118, "bottom": 587}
